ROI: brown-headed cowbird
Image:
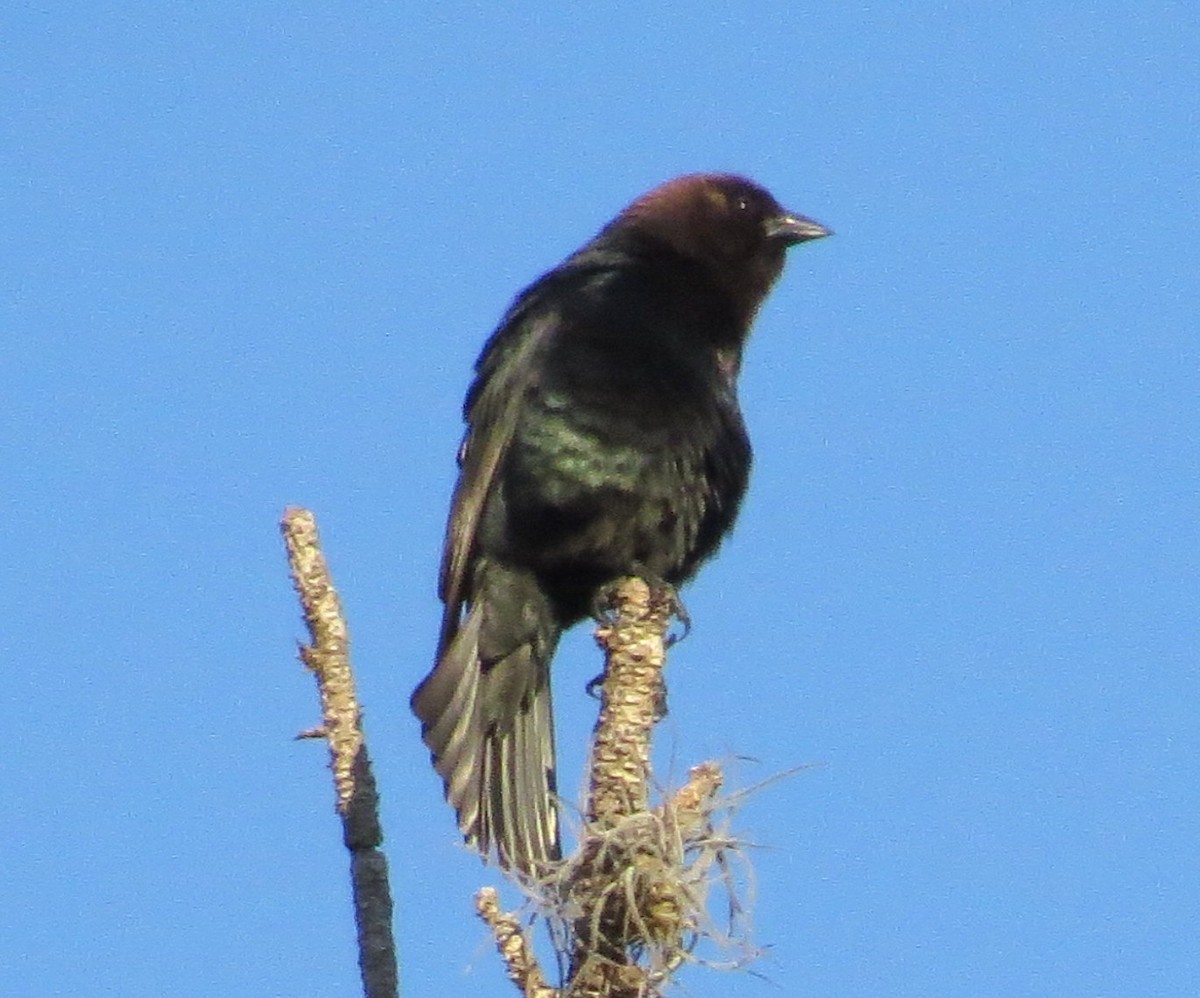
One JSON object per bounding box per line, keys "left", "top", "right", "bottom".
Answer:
{"left": 411, "top": 174, "right": 829, "bottom": 872}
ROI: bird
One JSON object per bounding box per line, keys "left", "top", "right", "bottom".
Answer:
{"left": 411, "top": 173, "right": 830, "bottom": 873}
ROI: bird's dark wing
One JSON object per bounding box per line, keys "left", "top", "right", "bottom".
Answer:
{"left": 437, "top": 307, "right": 559, "bottom": 655}
{"left": 424, "top": 297, "right": 569, "bottom": 872}
{"left": 438, "top": 252, "right": 626, "bottom": 646}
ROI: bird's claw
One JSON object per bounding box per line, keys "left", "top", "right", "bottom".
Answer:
{"left": 665, "top": 591, "right": 691, "bottom": 646}
{"left": 589, "top": 584, "right": 622, "bottom": 627}
{"left": 591, "top": 576, "right": 692, "bottom": 643}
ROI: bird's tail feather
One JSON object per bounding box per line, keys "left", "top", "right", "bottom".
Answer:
{"left": 411, "top": 600, "right": 561, "bottom": 873}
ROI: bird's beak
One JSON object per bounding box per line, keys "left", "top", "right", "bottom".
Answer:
{"left": 764, "top": 212, "right": 832, "bottom": 245}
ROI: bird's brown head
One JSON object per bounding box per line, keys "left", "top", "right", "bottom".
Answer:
{"left": 607, "top": 173, "right": 830, "bottom": 328}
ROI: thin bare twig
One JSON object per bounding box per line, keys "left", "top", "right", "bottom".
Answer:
{"left": 281, "top": 507, "right": 397, "bottom": 998}
{"left": 476, "top": 887, "right": 558, "bottom": 998}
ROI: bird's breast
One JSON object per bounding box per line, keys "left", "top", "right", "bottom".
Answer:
{"left": 493, "top": 374, "right": 749, "bottom": 599}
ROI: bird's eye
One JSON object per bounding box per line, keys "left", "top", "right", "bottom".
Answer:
{"left": 735, "top": 197, "right": 749, "bottom": 211}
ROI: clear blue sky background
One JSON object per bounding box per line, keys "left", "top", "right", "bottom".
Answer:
{"left": 5, "top": 4, "right": 1197, "bottom": 996}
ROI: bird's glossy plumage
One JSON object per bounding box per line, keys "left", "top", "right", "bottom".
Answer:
{"left": 411, "top": 173, "right": 829, "bottom": 872}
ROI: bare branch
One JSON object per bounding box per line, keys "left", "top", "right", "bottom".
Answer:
{"left": 281, "top": 507, "right": 397, "bottom": 998}
{"left": 476, "top": 887, "right": 559, "bottom": 998}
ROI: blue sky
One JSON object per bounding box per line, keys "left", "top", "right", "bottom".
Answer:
{"left": 5, "top": 3, "right": 1198, "bottom": 996}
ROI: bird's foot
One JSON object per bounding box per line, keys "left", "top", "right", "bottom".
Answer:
{"left": 590, "top": 575, "right": 690, "bottom": 636}
{"left": 589, "top": 582, "right": 623, "bottom": 627}
{"left": 641, "top": 577, "right": 692, "bottom": 645}
{"left": 664, "top": 590, "right": 691, "bottom": 647}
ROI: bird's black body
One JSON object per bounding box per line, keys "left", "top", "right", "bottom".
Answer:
{"left": 411, "top": 174, "right": 829, "bottom": 872}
